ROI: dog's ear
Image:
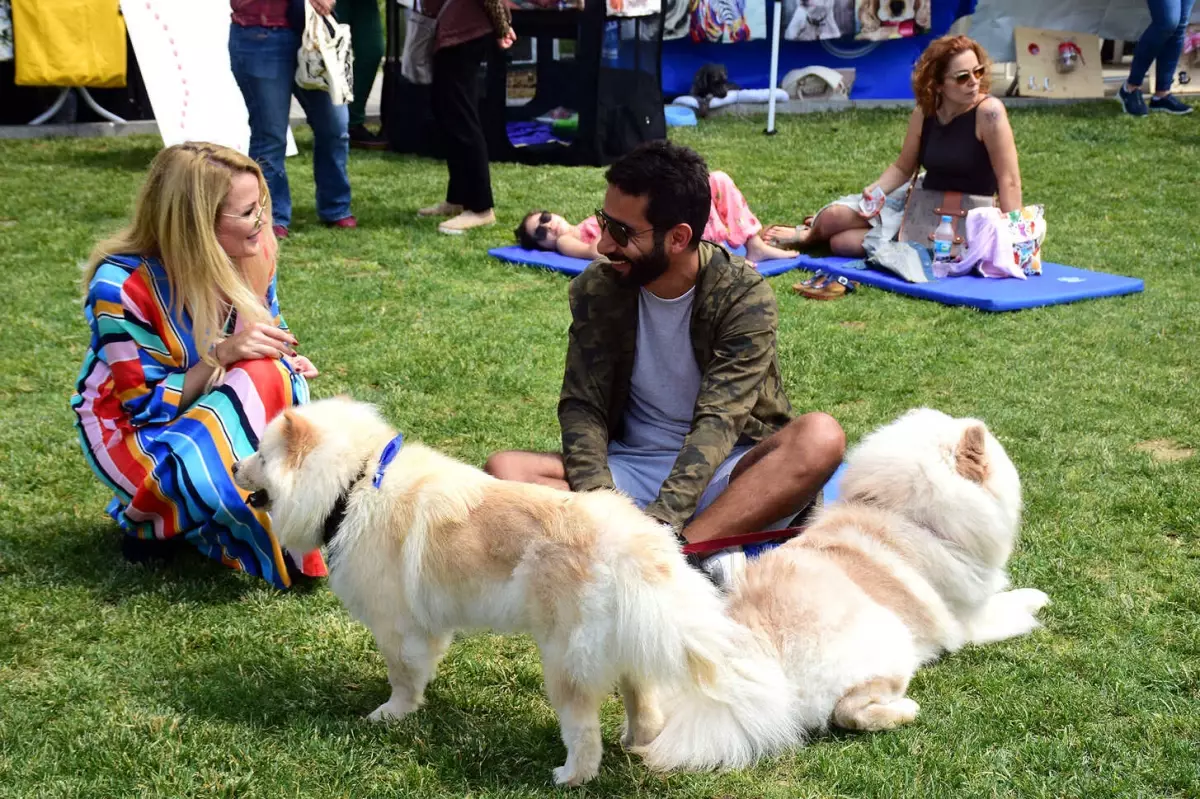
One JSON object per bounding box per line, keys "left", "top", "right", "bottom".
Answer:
{"left": 955, "top": 424, "right": 990, "bottom": 484}
{"left": 914, "top": 0, "right": 931, "bottom": 28}
{"left": 712, "top": 65, "right": 731, "bottom": 98}
{"left": 282, "top": 410, "right": 319, "bottom": 469}
{"left": 858, "top": 0, "right": 880, "bottom": 29}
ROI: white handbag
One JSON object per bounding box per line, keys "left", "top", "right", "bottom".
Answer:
{"left": 295, "top": 2, "right": 355, "bottom": 105}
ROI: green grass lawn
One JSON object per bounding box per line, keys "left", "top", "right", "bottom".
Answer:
{"left": 0, "top": 104, "right": 1197, "bottom": 798}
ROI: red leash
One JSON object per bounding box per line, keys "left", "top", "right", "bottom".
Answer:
{"left": 681, "top": 525, "right": 805, "bottom": 556}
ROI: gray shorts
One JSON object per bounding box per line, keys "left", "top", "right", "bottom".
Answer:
{"left": 608, "top": 444, "right": 755, "bottom": 521}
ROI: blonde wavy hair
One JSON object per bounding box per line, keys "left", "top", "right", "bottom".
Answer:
{"left": 85, "top": 142, "right": 276, "bottom": 371}
{"left": 912, "top": 35, "right": 993, "bottom": 117}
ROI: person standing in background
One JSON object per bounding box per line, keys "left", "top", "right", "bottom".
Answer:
{"left": 335, "top": 0, "right": 388, "bottom": 148}
{"left": 418, "top": 0, "right": 515, "bottom": 235}
{"left": 1117, "top": 0, "right": 1196, "bottom": 116}
{"left": 229, "top": 0, "right": 357, "bottom": 237}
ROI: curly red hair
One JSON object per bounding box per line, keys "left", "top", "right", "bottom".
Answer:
{"left": 912, "top": 35, "right": 992, "bottom": 117}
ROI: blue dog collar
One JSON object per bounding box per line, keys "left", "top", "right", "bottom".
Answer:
{"left": 372, "top": 434, "right": 405, "bottom": 489}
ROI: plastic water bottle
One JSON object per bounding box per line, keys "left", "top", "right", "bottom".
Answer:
{"left": 932, "top": 214, "right": 956, "bottom": 268}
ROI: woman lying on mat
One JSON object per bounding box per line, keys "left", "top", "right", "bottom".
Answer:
{"left": 515, "top": 170, "right": 796, "bottom": 263}
{"left": 71, "top": 142, "right": 324, "bottom": 589}
{"left": 764, "top": 34, "right": 1022, "bottom": 258}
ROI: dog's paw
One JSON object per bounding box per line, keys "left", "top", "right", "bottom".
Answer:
{"left": 883, "top": 697, "right": 920, "bottom": 728}
{"left": 367, "top": 700, "right": 415, "bottom": 723}
{"left": 1009, "top": 587, "right": 1050, "bottom": 615}
{"left": 968, "top": 589, "right": 1050, "bottom": 644}
{"left": 620, "top": 713, "right": 665, "bottom": 749}
{"left": 552, "top": 763, "right": 599, "bottom": 787}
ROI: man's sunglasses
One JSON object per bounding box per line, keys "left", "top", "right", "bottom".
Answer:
{"left": 596, "top": 209, "right": 654, "bottom": 247}
{"left": 949, "top": 64, "right": 989, "bottom": 85}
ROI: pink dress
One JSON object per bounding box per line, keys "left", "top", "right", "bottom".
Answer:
{"left": 575, "top": 171, "right": 763, "bottom": 249}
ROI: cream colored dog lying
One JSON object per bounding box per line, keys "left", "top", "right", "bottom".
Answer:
{"left": 638, "top": 408, "right": 1050, "bottom": 771}
{"left": 232, "top": 397, "right": 789, "bottom": 786}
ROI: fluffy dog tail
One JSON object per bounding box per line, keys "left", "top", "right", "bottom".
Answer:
{"left": 610, "top": 542, "right": 800, "bottom": 771}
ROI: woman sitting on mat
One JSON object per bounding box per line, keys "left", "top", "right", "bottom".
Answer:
{"left": 764, "top": 34, "right": 1022, "bottom": 258}
{"left": 516, "top": 169, "right": 796, "bottom": 263}
{"left": 71, "top": 142, "right": 324, "bottom": 589}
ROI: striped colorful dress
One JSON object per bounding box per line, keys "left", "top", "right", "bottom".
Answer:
{"left": 71, "top": 254, "right": 326, "bottom": 589}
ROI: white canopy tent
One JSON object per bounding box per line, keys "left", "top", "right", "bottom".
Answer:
{"left": 968, "top": 0, "right": 1200, "bottom": 63}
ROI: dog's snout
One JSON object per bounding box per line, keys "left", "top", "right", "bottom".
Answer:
{"left": 889, "top": 0, "right": 906, "bottom": 15}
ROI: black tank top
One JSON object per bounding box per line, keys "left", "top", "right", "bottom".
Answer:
{"left": 918, "top": 104, "right": 998, "bottom": 196}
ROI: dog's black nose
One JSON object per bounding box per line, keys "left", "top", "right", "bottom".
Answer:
{"left": 247, "top": 489, "right": 269, "bottom": 508}
{"left": 889, "top": 0, "right": 905, "bottom": 15}
{"left": 232, "top": 462, "right": 240, "bottom": 476}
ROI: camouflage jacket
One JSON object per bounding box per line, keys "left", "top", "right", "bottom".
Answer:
{"left": 558, "top": 242, "right": 794, "bottom": 530}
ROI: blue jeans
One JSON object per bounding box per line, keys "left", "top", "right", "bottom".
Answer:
{"left": 228, "top": 24, "right": 352, "bottom": 228}
{"left": 1128, "top": 0, "right": 1197, "bottom": 92}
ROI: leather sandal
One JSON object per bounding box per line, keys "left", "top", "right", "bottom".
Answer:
{"left": 795, "top": 274, "right": 858, "bottom": 301}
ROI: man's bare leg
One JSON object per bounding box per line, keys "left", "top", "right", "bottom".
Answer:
{"left": 681, "top": 412, "right": 845, "bottom": 544}
{"left": 484, "top": 451, "right": 569, "bottom": 491}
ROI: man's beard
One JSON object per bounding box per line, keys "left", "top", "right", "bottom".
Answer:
{"left": 611, "top": 237, "right": 670, "bottom": 288}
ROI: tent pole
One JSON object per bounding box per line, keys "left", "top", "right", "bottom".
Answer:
{"left": 765, "top": 0, "right": 782, "bottom": 134}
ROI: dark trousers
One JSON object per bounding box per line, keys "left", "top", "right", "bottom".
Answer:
{"left": 431, "top": 35, "right": 494, "bottom": 212}
{"left": 334, "top": 0, "right": 385, "bottom": 128}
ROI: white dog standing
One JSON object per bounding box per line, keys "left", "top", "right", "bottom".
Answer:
{"left": 233, "top": 397, "right": 791, "bottom": 786}
{"left": 637, "top": 408, "right": 1050, "bottom": 771}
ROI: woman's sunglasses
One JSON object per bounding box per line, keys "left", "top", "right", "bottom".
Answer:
{"left": 949, "top": 64, "right": 989, "bottom": 85}
{"left": 595, "top": 208, "right": 653, "bottom": 248}
{"left": 531, "top": 211, "right": 553, "bottom": 242}
{"left": 222, "top": 196, "right": 267, "bottom": 231}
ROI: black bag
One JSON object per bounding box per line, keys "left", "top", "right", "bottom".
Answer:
{"left": 381, "top": 0, "right": 442, "bottom": 158}
{"left": 596, "top": 67, "right": 666, "bottom": 163}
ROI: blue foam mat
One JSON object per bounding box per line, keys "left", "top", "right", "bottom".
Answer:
{"left": 488, "top": 246, "right": 807, "bottom": 278}
{"left": 823, "top": 463, "right": 845, "bottom": 504}
{"left": 785, "top": 254, "right": 1144, "bottom": 312}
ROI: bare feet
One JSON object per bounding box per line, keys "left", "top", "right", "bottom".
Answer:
{"left": 418, "top": 202, "right": 463, "bottom": 218}
{"left": 763, "top": 223, "right": 813, "bottom": 249}
{"left": 438, "top": 209, "right": 496, "bottom": 235}
{"left": 745, "top": 234, "right": 798, "bottom": 262}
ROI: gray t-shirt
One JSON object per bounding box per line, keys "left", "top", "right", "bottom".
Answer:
{"left": 616, "top": 286, "right": 700, "bottom": 452}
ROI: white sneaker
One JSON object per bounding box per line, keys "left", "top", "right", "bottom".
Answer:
{"left": 702, "top": 548, "right": 747, "bottom": 591}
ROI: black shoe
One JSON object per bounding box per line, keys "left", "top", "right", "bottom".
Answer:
{"left": 121, "top": 534, "right": 186, "bottom": 564}
{"left": 1117, "top": 85, "right": 1148, "bottom": 117}
{"left": 284, "top": 553, "right": 322, "bottom": 592}
{"left": 1148, "top": 93, "right": 1194, "bottom": 114}
{"left": 349, "top": 125, "right": 388, "bottom": 151}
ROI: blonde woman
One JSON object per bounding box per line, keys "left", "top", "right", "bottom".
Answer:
{"left": 71, "top": 143, "right": 324, "bottom": 589}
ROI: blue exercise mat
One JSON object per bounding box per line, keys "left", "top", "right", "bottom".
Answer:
{"left": 488, "top": 245, "right": 806, "bottom": 278}
{"left": 822, "top": 463, "right": 844, "bottom": 504}
{"left": 786, "top": 254, "right": 1144, "bottom": 312}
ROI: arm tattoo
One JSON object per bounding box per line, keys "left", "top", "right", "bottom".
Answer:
{"left": 984, "top": 109, "right": 1001, "bottom": 126}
